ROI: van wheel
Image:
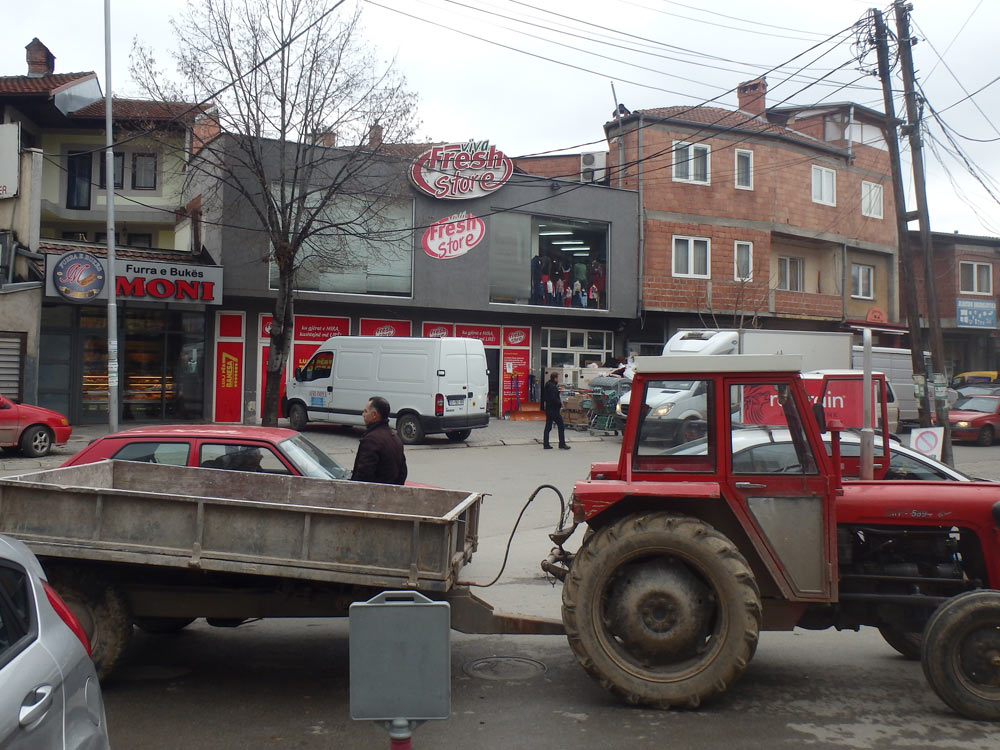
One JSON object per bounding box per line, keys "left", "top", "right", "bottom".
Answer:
{"left": 397, "top": 414, "right": 424, "bottom": 445}
{"left": 446, "top": 429, "right": 471, "bottom": 442}
{"left": 288, "top": 403, "right": 308, "bottom": 431}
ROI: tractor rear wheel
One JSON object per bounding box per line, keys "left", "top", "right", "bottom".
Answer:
{"left": 562, "top": 512, "right": 761, "bottom": 708}
{"left": 921, "top": 590, "right": 1000, "bottom": 721}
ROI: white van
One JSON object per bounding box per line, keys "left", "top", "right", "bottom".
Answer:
{"left": 851, "top": 346, "right": 925, "bottom": 426}
{"left": 283, "top": 337, "right": 490, "bottom": 444}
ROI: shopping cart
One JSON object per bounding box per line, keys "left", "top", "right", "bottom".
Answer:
{"left": 589, "top": 391, "right": 619, "bottom": 436}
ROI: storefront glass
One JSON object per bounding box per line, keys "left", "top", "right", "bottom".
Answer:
{"left": 540, "top": 327, "right": 614, "bottom": 370}
{"left": 490, "top": 215, "right": 609, "bottom": 309}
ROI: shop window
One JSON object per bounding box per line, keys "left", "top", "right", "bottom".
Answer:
{"left": 66, "top": 151, "right": 92, "bottom": 210}
{"left": 278, "top": 194, "right": 413, "bottom": 297}
{"left": 490, "top": 215, "right": 609, "bottom": 309}
{"left": 541, "top": 326, "right": 615, "bottom": 371}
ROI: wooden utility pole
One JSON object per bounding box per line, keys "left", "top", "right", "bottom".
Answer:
{"left": 872, "top": 8, "right": 931, "bottom": 427}
{"left": 893, "top": 0, "right": 953, "bottom": 465}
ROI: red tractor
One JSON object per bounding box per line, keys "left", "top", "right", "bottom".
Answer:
{"left": 543, "top": 354, "right": 1000, "bottom": 720}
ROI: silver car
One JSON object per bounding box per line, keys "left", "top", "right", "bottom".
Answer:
{"left": 0, "top": 534, "right": 110, "bottom": 749}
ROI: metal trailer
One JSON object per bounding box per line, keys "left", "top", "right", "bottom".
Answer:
{"left": 0, "top": 461, "right": 561, "bottom": 677}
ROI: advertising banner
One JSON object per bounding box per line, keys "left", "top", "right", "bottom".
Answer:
{"left": 45, "top": 255, "right": 223, "bottom": 305}
{"left": 501, "top": 348, "right": 530, "bottom": 415}
{"left": 410, "top": 140, "right": 513, "bottom": 200}
{"left": 455, "top": 324, "right": 501, "bottom": 347}
{"left": 502, "top": 326, "right": 531, "bottom": 348}
{"left": 742, "top": 379, "right": 876, "bottom": 428}
{"left": 295, "top": 315, "right": 350, "bottom": 340}
{"left": 422, "top": 212, "right": 485, "bottom": 259}
{"left": 422, "top": 322, "right": 455, "bottom": 338}
{"left": 360, "top": 318, "right": 412, "bottom": 337}
{"left": 214, "top": 340, "right": 243, "bottom": 423}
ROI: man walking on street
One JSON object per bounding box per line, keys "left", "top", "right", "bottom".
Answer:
{"left": 352, "top": 396, "right": 408, "bottom": 484}
{"left": 541, "top": 372, "right": 570, "bottom": 450}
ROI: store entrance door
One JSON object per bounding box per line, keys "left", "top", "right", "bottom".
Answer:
{"left": 485, "top": 348, "right": 500, "bottom": 417}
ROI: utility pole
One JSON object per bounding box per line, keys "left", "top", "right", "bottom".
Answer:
{"left": 872, "top": 8, "right": 931, "bottom": 428}
{"left": 894, "top": 0, "right": 953, "bottom": 465}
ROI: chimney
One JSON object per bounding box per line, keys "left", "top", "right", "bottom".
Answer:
{"left": 311, "top": 131, "right": 337, "bottom": 147}
{"left": 368, "top": 123, "right": 383, "bottom": 149}
{"left": 737, "top": 76, "right": 767, "bottom": 117}
{"left": 26, "top": 38, "right": 55, "bottom": 77}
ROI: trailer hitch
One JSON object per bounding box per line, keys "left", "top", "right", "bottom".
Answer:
{"left": 541, "top": 546, "right": 574, "bottom": 582}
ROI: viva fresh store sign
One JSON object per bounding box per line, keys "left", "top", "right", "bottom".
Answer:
{"left": 422, "top": 212, "right": 485, "bottom": 259}
{"left": 410, "top": 140, "right": 513, "bottom": 200}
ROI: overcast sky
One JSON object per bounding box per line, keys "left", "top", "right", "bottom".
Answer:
{"left": 4, "top": 0, "right": 997, "bottom": 236}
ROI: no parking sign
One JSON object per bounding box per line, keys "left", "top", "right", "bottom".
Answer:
{"left": 910, "top": 427, "right": 944, "bottom": 460}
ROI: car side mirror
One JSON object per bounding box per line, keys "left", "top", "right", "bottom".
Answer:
{"left": 812, "top": 402, "right": 827, "bottom": 433}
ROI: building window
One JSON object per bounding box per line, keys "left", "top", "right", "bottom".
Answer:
{"left": 490, "top": 215, "right": 609, "bottom": 309}
{"left": 132, "top": 153, "right": 157, "bottom": 190}
{"left": 127, "top": 233, "right": 153, "bottom": 248}
{"left": 61, "top": 231, "right": 88, "bottom": 242}
{"left": 960, "top": 261, "right": 992, "bottom": 295}
{"left": 851, "top": 263, "right": 874, "bottom": 299}
{"left": 734, "top": 241, "right": 753, "bottom": 281}
{"left": 95, "top": 231, "right": 121, "bottom": 245}
{"left": 861, "top": 180, "right": 883, "bottom": 219}
{"left": 778, "top": 256, "right": 804, "bottom": 291}
{"left": 541, "top": 327, "right": 614, "bottom": 370}
{"left": 811, "top": 165, "right": 836, "bottom": 206}
{"left": 672, "top": 236, "right": 710, "bottom": 279}
{"left": 274, "top": 194, "right": 414, "bottom": 297}
{"left": 66, "top": 151, "right": 92, "bottom": 210}
{"left": 99, "top": 152, "right": 125, "bottom": 189}
{"left": 735, "top": 149, "right": 753, "bottom": 190}
{"left": 673, "top": 141, "right": 710, "bottom": 184}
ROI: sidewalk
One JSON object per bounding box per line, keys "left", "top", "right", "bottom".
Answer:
{"left": 0, "top": 416, "right": 619, "bottom": 474}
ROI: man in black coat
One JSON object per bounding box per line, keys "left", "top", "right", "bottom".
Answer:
{"left": 541, "top": 372, "right": 570, "bottom": 450}
{"left": 352, "top": 396, "right": 408, "bottom": 484}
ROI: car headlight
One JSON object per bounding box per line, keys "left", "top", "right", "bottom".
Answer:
{"left": 651, "top": 403, "right": 675, "bottom": 417}
{"left": 953, "top": 421, "right": 971, "bottom": 428}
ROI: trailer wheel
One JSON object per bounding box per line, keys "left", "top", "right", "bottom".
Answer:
{"left": 20, "top": 425, "right": 53, "bottom": 457}
{"left": 46, "top": 569, "right": 132, "bottom": 680}
{"left": 921, "top": 590, "right": 1000, "bottom": 721}
{"left": 446, "top": 429, "right": 471, "bottom": 442}
{"left": 562, "top": 512, "right": 761, "bottom": 709}
{"left": 135, "top": 617, "right": 196, "bottom": 634}
{"left": 396, "top": 414, "right": 424, "bottom": 445}
{"left": 288, "top": 403, "right": 308, "bottom": 431}
{"left": 878, "top": 625, "right": 922, "bottom": 660}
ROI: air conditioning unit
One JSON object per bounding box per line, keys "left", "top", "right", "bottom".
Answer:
{"left": 579, "top": 151, "right": 608, "bottom": 184}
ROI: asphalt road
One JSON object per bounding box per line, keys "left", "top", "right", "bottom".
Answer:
{"left": 4, "top": 427, "right": 1000, "bottom": 747}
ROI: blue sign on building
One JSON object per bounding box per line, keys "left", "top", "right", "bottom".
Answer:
{"left": 956, "top": 298, "right": 997, "bottom": 328}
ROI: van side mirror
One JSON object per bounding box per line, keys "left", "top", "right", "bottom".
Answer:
{"left": 812, "top": 402, "right": 827, "bottom": 433}
{"left": 294, "top": 367, "right": 302, "bottom": 380}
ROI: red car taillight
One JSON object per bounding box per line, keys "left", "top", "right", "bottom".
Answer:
{"left": 435, "top": 393, "right": 444, "bottom": 417}
{"left": 43, "top": 580, "right": 92, "bottom": 656}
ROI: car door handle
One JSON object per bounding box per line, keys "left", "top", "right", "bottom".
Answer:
{"left": 735, "top": 482, "right": 767, "bottom": 489}
{"left": 20, "top": 685, "right": 54, "bottom": 727}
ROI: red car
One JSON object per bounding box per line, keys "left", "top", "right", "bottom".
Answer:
{"left": 61, "top": 424, "right": 349, "bottom": 478}
{"left": 0, "top": 393, "right": 72, "bottom": 457}
{"left": 948, "top": 394, "right": 1000, "bottom": 446}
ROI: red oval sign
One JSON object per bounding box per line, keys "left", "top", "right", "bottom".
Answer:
{"left": 410, "top": 141, "right": 513, "bottom": 200}
{"left": 423, "top": 212, "right": 485, "bottom": 259}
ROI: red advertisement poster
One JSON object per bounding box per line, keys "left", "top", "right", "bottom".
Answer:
{"left": 502, "top": 326, "right": 531, "bottom": 348}
{"left": 214, "top": 340, "right": 244, "bottom": 423}
{"left": 360, "top": 318, "right": 412, "bottom": 337}
{"left": 742, "top": 380, "right": 872, "bottom": 428}
{"left": 218, "top": 313, "right": 243, "bottom": 339}
{"left": 456, "top": 324, "right": 500, "bottom": 347}
{"left": 501, "top": 349, "right": 530, "bottom": 415}
{"left": 422, "top": 322, "right": 455, "bottom": 338}
{"left": 295, "top": 315, "right": 350, "bottom": 341}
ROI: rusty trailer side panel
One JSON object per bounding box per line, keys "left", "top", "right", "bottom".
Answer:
{"left": 0, "top": 461, "right": 482, "bottom": 592}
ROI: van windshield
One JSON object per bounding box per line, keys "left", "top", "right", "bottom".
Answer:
{"left": 648, "top": 380, "right": 695, "bottom": 391}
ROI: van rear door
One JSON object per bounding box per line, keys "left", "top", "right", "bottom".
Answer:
{"left": 466, "top": 340, "right": 489, "bottom": 420}
{"left": 440, "top": 339, "right": 471, "bottom": 421}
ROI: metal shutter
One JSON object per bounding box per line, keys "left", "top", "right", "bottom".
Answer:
{"left": 0, "top": 332, "right": 26, "bottom": 400}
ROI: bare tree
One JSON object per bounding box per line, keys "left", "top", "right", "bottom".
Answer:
{"left": 695, "top": 277, "right": 771, "bottom": 330}
{"left": 132, "top": 0, "right": 418, "bottom": 425}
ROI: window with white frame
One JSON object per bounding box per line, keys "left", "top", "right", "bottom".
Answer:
{"left": 673, "top": 141, "right": 710, "bottom": 184}
{"left": 778, "top": 256, "right": 804, "bottom": 291}
{"left": 861, "top": 180, "right": 883, "bottom": 219}
{"left": 960, "top": 261, "right": 992, "bottom": 295}
{"left": 734, "top": 241, "right": 753, "bottom": 281}
{"left": 672, "top": 236, "right": 711, "bottom": 278}
{"left": 811, "top": 165, "right": 836, "bottom": 206}
{"left": 851, "top": 263, "right": 874, "bottom": 299}
{"left": 735, "top": 149, "right": 753, "bottom": 190}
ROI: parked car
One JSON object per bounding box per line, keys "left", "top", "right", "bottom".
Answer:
{"left": 667, "top": 427, "right": 974, "bottom": 482}
{"left": 0, "top": 393, "right": 72, "bottom": 458}
{"left": 0, "top": 533, "right": 110, "bottom": 749}
{"left": 954, "top": 384, "right": 1000, "bottom": 398}
{"left": 948, "top": 395, "right": 1000, "bottom": 446}
{"left": 62, "top": 424, "right": 349, "bottom": 478}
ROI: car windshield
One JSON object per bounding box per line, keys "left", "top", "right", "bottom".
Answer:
{"left": 953, "top": 396, "right": 1000, "bottom": 414}
{"left": 279, "top": 434, "right": 349, "bottom": 479}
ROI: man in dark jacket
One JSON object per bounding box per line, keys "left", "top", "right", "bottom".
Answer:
{"left": 352, "top": 396, "right": 408, "bottom": 484}
{"left": 541, "top": 372, "right": 570, "bottom": 450}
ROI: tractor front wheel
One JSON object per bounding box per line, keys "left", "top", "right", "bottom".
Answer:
{"left": 562, "top": 512, "right": 761, "bottom": 708}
